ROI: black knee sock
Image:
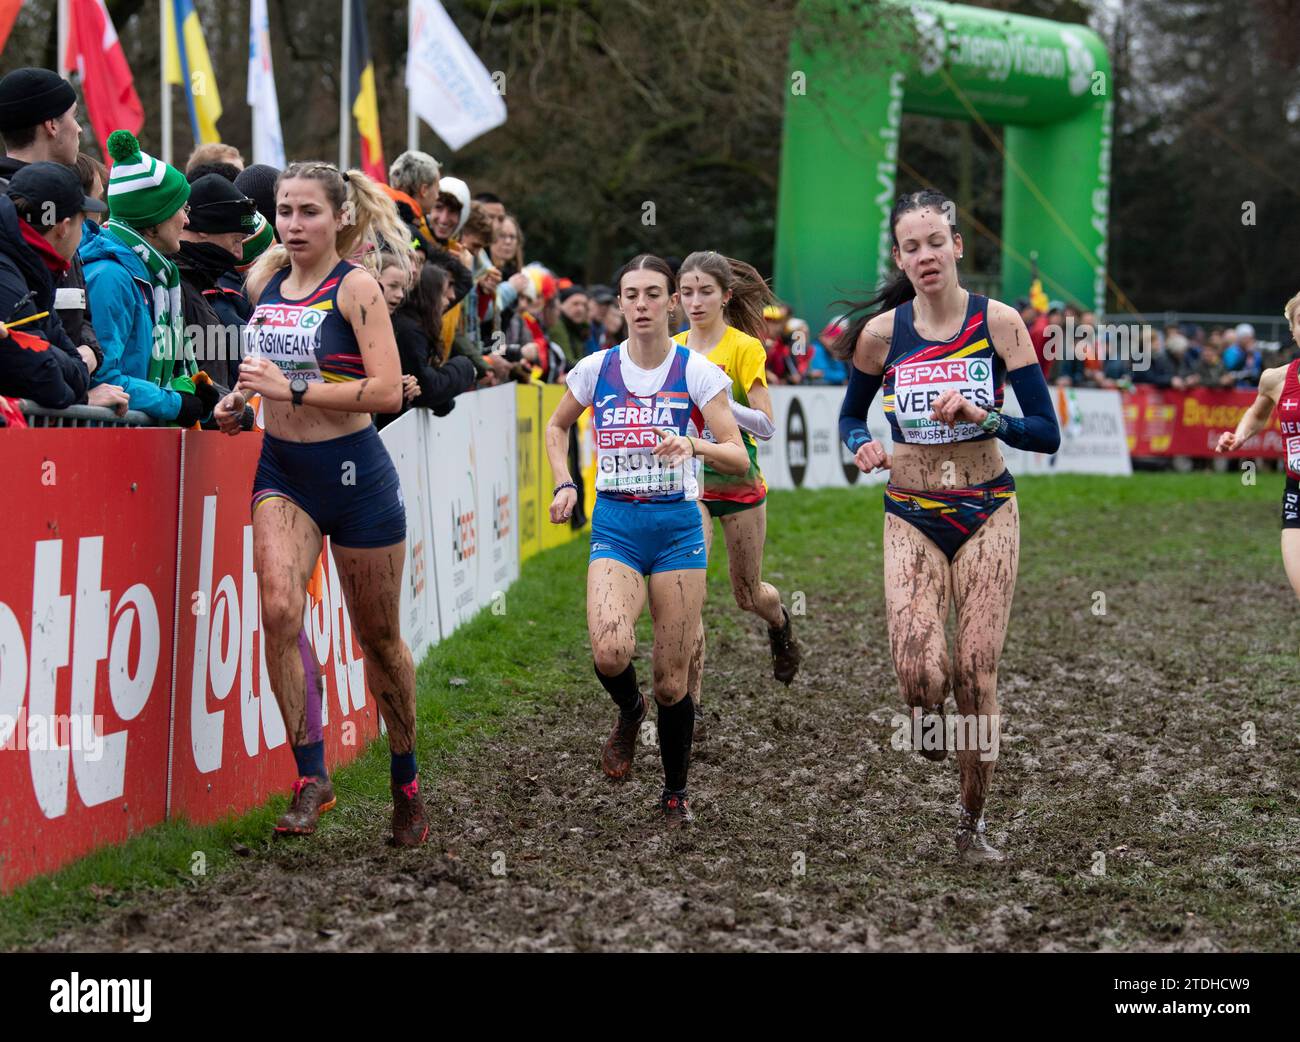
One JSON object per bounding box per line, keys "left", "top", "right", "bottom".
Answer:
{"left": 657, "top": 696, "right": 695, "bottom": 793}
{"left": 595, "top": 662, "right": 642, "bottom": 721}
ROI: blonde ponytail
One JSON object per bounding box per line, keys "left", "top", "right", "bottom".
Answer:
{"left": 339, "top": 169, "right": 412, "bottom": 281}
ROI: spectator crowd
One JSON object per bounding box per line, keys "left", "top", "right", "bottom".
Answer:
{"left": 1019, "top": 298, "right": 1300, "bottom": 393}
{"left": 2, "top": 65, "right": 1295, "bottom": 431}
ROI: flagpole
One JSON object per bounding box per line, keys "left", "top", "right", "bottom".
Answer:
{"left": 339, "top": 0, "right": 352, "bottom": 171}
{"left": 57, "top": 0, "right": 70, "bottom": 80}
{"left": 160, "top": 0, "right": 172, "bottom": 164}
{"left": 406, "top": 0, "right": 417, "bottom": 151}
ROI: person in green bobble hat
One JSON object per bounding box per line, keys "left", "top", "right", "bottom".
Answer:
{"left": 80, "top": 128, "right": 220, "bottom": 425}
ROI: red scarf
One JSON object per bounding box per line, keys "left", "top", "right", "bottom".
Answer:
{"left": 18, "top": 219, "right": 71, "bottom": 274}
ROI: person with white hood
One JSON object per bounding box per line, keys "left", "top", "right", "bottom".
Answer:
{"left": 423, "top": 175, "right": 491, "bottom": 383}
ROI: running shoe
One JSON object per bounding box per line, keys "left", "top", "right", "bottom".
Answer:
{"left": 391, "top": 776, "right": 431, "bottom": 847}
{"left": 955, "top": 810, "right": 1004, "bottom": 862}
{"left": 601, "top": 695, "right": 646, "bottom": 780}
{"left": 915, "top": 702, "right": 948, "bottom": 762}
{"left": 768, "top": 606, "right": 801, "bottom": 685}
{"left": 274, "top": 775, "right": 336, "bottom": 836}
{"left": 660, "top": 789, "right": 693, "bottom": 827}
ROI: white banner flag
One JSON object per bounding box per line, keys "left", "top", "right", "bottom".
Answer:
{"left": 406, "top": 0, "right": 507, "bottom": 152}
{"left": 247, "top": 0, "right": 285, "bottom": 168}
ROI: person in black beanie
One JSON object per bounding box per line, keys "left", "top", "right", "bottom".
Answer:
{"left": 234, "top": 163, "right": 281, "bottom": 240}
{"left": 0, "top": 68, "right": 81, "bottom": 180}
{"left": 174, "top": 174, "right": 258, "bottom": 389}
{"left": 0, "top": 69, "right": 104, "bottom": 378}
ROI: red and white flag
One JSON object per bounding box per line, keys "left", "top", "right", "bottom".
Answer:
{"left": 0, "top": 1, "right": 23, "bottom": 56}
{"left": 64, "top": 0, "right": 144, "bottom": 159}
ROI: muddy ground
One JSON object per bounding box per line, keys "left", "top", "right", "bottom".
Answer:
{"left": 26, "top": 485, "right": 1300, "bottom": 952}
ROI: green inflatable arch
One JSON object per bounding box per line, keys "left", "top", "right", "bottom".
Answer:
{"left": 774, "top": 0, "right": 1112, "bottom": 326}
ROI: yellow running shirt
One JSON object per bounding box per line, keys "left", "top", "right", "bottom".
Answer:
{"left": 673, "top": 325, "right": 768, "bottom": 505}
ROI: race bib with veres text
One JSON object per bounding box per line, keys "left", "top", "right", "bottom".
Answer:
{"left": 893, "top": 356, "right": 994, "bottom": 445}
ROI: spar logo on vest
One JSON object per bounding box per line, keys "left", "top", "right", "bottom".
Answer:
{"left": 246, "top": 304, "right": 326, "bottom": 373}
{"left": 894, "top": 354, "right": 994, "bottom": 443}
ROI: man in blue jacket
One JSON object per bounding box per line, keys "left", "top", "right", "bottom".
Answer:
{"left": 81, "top": 129, "right": 216, "bottom": 425}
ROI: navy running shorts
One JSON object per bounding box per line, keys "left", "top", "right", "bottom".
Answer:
{"left": 252, "top": 424, "right": 406, "bottom": 549}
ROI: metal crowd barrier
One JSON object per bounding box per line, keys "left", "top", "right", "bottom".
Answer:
{"left": 17, "top": 400, "right": 154, "bottom": 428}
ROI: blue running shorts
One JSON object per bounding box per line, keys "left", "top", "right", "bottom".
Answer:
{"left": 588, "top": 495, "right": 707, "bottom": 575}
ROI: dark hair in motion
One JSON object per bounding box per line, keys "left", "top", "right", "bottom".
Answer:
{"left": 399, "top": 259, "right": 449, "bottom": 363}
{"left": 613, "top": 253, "right": 677, "bottom": 297}
{"left": 830, "top": 188, "right": 959, "bottom": 361}
{"left": 677, "top": 251, "right": 774, "bottom": 342}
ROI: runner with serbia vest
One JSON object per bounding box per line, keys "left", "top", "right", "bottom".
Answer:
{"left": 835, "top": 189, "right": 1060, "bottom": 862}
{"left": 673, "top": 251, "right": 800, "bottom": 693}
{"left": 211, "top": 161, "right": 431, "bottom": 847}
{"left": 546, "top": 254, "right": 748, "bottom": 826}
{"left": 1216, "top": 290, "right": 1300, "bottom": 598}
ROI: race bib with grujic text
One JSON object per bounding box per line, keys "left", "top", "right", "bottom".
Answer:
{"left": 593, "top": 391, "right": 699, "bottom": 498}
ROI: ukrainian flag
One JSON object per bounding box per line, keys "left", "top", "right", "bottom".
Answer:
{"left": 164, "top": 0, "right": 223, "bottom": 145}
{"left": 349, "top": 0, "right": 386, "bottom": 183}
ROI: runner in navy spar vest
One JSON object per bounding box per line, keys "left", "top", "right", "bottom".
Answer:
{"left": 835, "top": 189, "right": 1060, "bottom": 861}
{"left": 1216, "top": 290, "right": 1300, "bottom": 598}
{"left": 211, "top": 162, "right": 431, "bottom": 846}
{"left": 545, "top": 254, "right": 749, "bottom": 825}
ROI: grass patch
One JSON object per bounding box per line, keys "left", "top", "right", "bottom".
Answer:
{"left": 0, "top": 533, "right": 594, "bottom": 950}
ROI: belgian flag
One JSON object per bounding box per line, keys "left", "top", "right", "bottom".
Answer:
{"left": 348, "top": 0, "right": 386, "bottom": 183}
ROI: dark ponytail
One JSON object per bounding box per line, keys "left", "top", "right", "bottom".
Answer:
{"left": 830, "top": 188, "right": 957, "bottom": 361}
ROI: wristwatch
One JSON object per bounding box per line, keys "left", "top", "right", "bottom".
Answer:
{"left": 290, "top": 376, "right": 309, "bottom": 407}
{"left": 979, "top": 409, "right": 1002, "bottom": 433}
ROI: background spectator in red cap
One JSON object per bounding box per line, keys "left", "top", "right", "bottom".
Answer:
{"left": 807, "top": 318, "right": 849, "bottom": 384}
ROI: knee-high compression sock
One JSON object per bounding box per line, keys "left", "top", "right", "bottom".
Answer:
{"left": 292, "top": 739, "right": 327, "bottom": 781}
{"left": 595, "top": 662, "right": 643, "bottom": 721}
{"left": 657, "top": 696, "right": 695, "bottom": 793}
{"left": 390, "top": 752, "right": 418, "bottom": 786}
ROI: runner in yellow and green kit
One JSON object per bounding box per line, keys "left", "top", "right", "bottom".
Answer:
{"left": 674, "top": 251, "right": 800, "bottom": 694}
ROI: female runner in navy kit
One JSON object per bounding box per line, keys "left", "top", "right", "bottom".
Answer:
{"left": 545, "top": 254, "right": 749, "bottom": 825}
{"left": 1216, "top": 291, "right": 1300, "bottom": 597}
{"left": 836, "top": 189, "right": 1060, "bottom": 861}
{"left": 211, "top": 162, "right": 430, "bottom": 846}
